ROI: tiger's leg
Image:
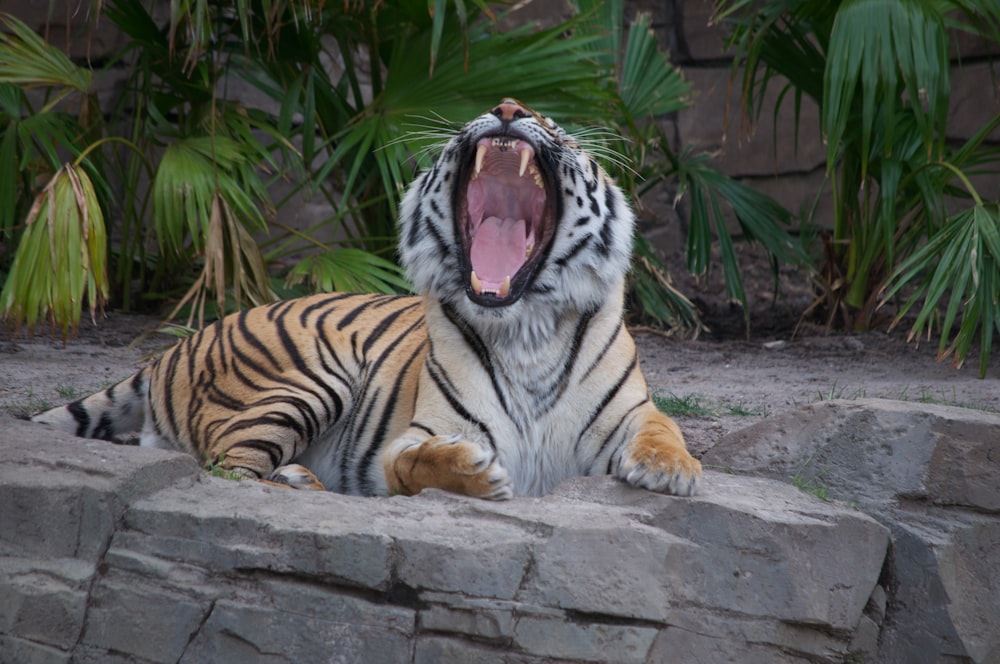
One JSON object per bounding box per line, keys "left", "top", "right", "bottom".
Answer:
{"left": 383, "top": 433, "right": 513, "bottom": 500}
{"left": 615, "top": 405, "right": 702, "bottom": 496}
{"left": 185, "top": 405, "right": 330, "bottom": 490}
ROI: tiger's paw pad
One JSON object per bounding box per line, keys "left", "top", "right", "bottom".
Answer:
{"left": 620, "top": 447, "right": 702, "bottom": 497}
{"left": 264, "top": 464, "right": 326, "bottom": 491}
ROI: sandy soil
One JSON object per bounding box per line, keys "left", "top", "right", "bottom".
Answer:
{"left": 1, "top": 307, "right": 996, "bottom": 460}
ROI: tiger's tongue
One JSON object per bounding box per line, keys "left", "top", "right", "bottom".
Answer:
{"left": 470, "top": 216, "right": 527, "bottom": 285}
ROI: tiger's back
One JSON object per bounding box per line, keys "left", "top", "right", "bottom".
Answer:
{"left": 35, "top": 292, "right": 428, "bottom": 495}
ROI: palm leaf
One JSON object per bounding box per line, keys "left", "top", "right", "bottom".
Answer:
{"left": 0, "top": 14, "right": 92, "bottom": 96}
{"left": 285, "top": 248, "right": 410, "bottom": 294}
{"left": 823, "top": 0, "right": 949, "bottom": 177}
{"left": 884, "top": 203, "right": 1000, "bottom": 377}
{"left": 0, "top": 163, "right": 108, "bottom": 335}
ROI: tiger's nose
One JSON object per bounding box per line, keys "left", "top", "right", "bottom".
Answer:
{"left": 492, "top": 99, "right": 531, "bottom": 122}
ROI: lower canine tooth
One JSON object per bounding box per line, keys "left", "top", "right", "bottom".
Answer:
{"left": 499, "top": 275, "right": 511, "bottom": 298}
{"left": 470, "top": 270, "right": 483, "bottom": 294}
{"left": 518, "top": 148, "right": 531, "bottom": 177}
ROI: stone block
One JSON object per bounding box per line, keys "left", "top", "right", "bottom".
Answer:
{"left": 180, "top": 599, "right": 413, "bottom": 664}
{"left": 81, "top": 578, "right": 208, "bottom": 663}
{"left": 0, "top": 635, "right": 70, "bottom": 664}
{"left": 0, "top": 557, "right": 92, "bottom": 650}
{"left": 392, "top": 516, "right": 533, "bottom": 599}
{"left": 703, "top": 398, "right": 1000, "bottom": 662}
{"left": 549, "top": 473, "right": 889, "bottom": 631}
{"left": 521, "top": 521, "right": 696, "bottom": 622}
{"left": 418, "top": 595, "right": 518, "bottom": 641}
{"left": 512, "top": 613, "right": 658, "bottom": 663}
{"left": 677, "top": 0, "right": 733, "bottom": 61}
{"left": 414, "top": 635, "right": 533, "bottom": 664}
{"left": 676, "top": 67, "right": 826, "bottom": 178}
{"left": 948, "top": 62, "right": 1000, "bottom": 143}
{"left": 0, "top": 418, "right": 198, "bottom": 560}
{"left": 704, "top": 398, "right": 1000, "bottom": 511}
{"left": 119, "top": 479, "right": 396, "bottom": 590}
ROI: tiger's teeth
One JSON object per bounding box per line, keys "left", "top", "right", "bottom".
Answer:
{"left": 525, "top": 242, "right": 534, "bottom": 258}
{"left": 473, "top": 144, "right": 488, "bottom": 179}
{"left": 470, "top": 270, "right": 483, "bottom": 294}
{"left": 518, "top": 148, "right": 531, "bottom": 177}
{"left": 499, "top": 275, "right": 511, "bottom": 298}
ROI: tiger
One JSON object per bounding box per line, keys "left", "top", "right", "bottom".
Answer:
{"left": 32, "top": 98, "right": 702, "bottom": 500}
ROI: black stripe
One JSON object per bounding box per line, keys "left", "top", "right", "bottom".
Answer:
{"left": 67, "top": 400, "right": 91, "bottom": 438}
{"left": 423, "top": 214, "right": 450, "bottom": 258}
{"left": 298, "top": 292, "right": 356, "bottom": 327}
{"left": 426, "top": 356, "right": 496, "bottom": 451}
{"left": 574, "top": 353, "right": 639, "bottom": 454}
{"left": 356, "top": 338, "right": 428, "bottom": 494}
{"left": 544, "top": 310, "right": 596, "bottom": 409}
{"left": 273, "top": 305, "right": 347, "bottom": 420}
{"left": 597, "top": 400, "right": 645, "bottom": 471}
{"left": 340, "top": 314, "right": 427, "bottom": 473}
{"left": 597, "top": 184, "right": 617, "bottom": 257}
{"left": 581, "top": 320, "right": 622, "bottom": 382}
{"left": 158, "top": 341, "right": 185, "bottom": 442}
{"left": 409, "top": 421, "right": 436, "bottom": 437}
{"left": 336, "top": 295, "right": 389, "bottom": 331}
{"left": 555, "top": 235, "right": 592, "bottom": 268}
{"left": 227, "top": 439, "right": 285, "bottom": 472}
{"left": 362, "top": 301, "right": 421, "bottom": 355}
{"left": 340, "top": 389, "right": 381, "bottom": 490}
{"left": 440, "top": 303, "right": 512, "bottom": 418}
{"left": 238, "top": 308, "right": 284, "bottom": 372}
{"left": 219, "top": 413, "right": 306, "bottom": 451}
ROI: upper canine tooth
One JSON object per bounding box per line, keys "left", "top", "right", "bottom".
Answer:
{"left": 474, "top": 144, "right": 488, "bottom": 179}
{"left": 518, "top": 147, "right": 531, "bottom": 177}
{"left": 499, "top": 275, "right": 511, "bottom": 298}
{"left": 470, "top": 270, "right": 483, "bottom": 294}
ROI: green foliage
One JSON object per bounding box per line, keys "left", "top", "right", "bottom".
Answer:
{"left": 653, "top": 391, "right": 768, "bottom": 418}
{"left": 719, "top": 0, "right": 1000, "bottom": 374}
{"left": 581, "top": 4, "right": 803, "bottom": 332}
{"left": 0, "top": 0, "right": 799, "bottom": 339}
{"left": 0, "top": 163, "right": 109, "bottom": 335}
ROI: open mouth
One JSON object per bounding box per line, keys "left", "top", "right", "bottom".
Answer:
{"left": 457, "top": 135, "right": 556, "bottom": 307}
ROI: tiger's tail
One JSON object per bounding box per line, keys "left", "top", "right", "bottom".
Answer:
{"left": 31, "top": 370, "right": 149, "bottom": 442}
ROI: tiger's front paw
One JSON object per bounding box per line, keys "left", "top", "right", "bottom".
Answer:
{"left": 619, "top": 410, "right": 702, "bottom": 496}
{"left": 385, "top": 435, "right": 513, "bottom": 500}
{"left": 620, "top": 444, "right": 701, "bottom": 496}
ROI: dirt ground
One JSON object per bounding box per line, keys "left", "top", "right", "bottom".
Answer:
{"left": 2, "top": 260, "right": 997, "bottom": 460}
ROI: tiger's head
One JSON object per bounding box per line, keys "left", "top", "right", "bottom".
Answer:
{"left": 399, "top": 99, "right": 634, "bottom": 329}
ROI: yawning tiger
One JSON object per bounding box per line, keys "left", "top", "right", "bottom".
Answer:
{"left": 32, "top": 99, "right": 702, "bottom": 499}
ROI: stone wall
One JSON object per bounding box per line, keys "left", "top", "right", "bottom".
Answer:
{"left": 1, "top": 416, "right": 890, "bottom": 663}
{"left": 637, "top": 0, "right": 1000, "bottom": 237}
{"left": 4, "top": 398, "right": 1000, "bottom": 662}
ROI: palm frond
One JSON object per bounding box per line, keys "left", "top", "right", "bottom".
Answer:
{"left": 823, "top": 0, "right": 949, "bottom": 177}
{"left": 883, "top": 203, "right": 1000, "bottom": 377}
{"left": 285, "top": 248, "right": 410, "bottom": 295}
{"left": 0, "top": 163, "right": 108, "bottom": 335}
